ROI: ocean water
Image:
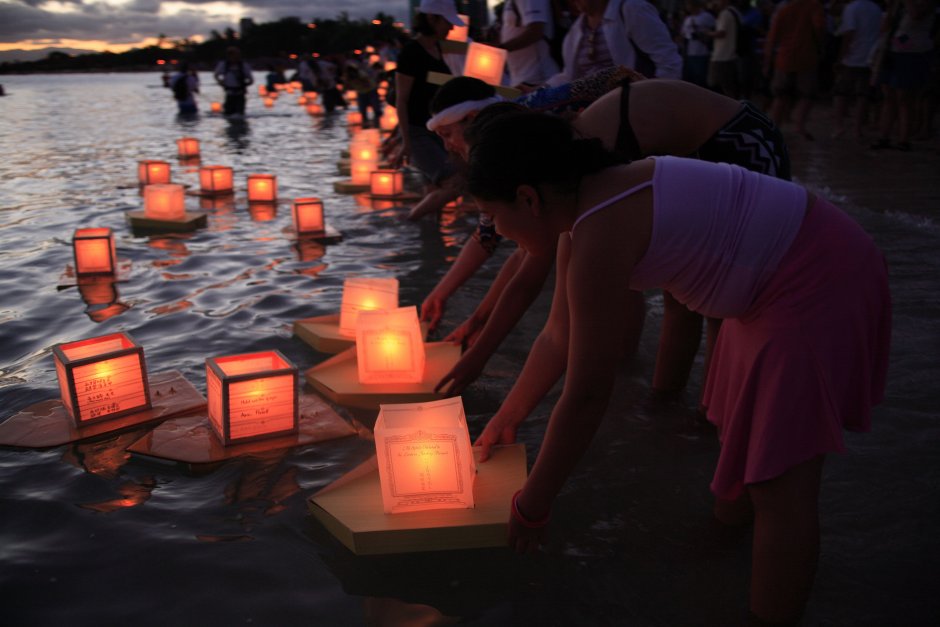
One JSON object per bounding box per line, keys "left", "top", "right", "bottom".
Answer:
{"left": 0, "top": 73, "right": 937, "bottom": 626}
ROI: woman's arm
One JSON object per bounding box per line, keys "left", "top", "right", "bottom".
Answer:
{"left": 421, "top": 235, "right": 499, "bottom": 331}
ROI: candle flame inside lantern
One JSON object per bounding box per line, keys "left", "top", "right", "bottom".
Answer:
{"left": 464, "top": 42, "right": 508, "bottom": 86}
{"left": 339, "top": 277, "right": 399, "bottom": 337}
{"left": 144, "top": 183, "right": 186, "bottom": 220}
{"left": 370, "top": 169, "right": 403, "bottom": 197}
{"left": 247, "top": 174, "right": 277, "bottom": 202}
{"left": 355, "top": 306, "right": 425, "bottom": 384}
{"left": 138, "top": 160, "right": 171, "bottom": 185}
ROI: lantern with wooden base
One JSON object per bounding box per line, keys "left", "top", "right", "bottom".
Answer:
{"left": 138, "top": 160, "right": 171, "bottom": 186}
{"left": 206, "top": 350, "right": 299, "bottom": 446}
{"left": 73, "top": 228, "right": 117, "bottom": 277}
{"left": 369, "top": 170, "right": 404, "bottom": 198}
{"left": 247, "top": 174, "right": 277, "bottom": 203}
{"left": 198, "top": 165, "right": 234, "bottom": 195}
{"left": 355, "top": 306, "right": 425, "bottom": 384}
{"left": 463, "top": 42, "right": 508, "bottom": 87}
{"left": 128, "top": 184, "right": 207, "bottom": 233}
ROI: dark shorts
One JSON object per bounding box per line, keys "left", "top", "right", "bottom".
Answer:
{"left": 882, "top": 51, "right": 933, "bottom": 91}
{"left": 771, "top": 68, "right": 818, "bottom": 98}
{"left": 694, "top": 101, "right": 791, "bottom": 181}
{"left": 224, "top": 90, "right": 246, "bottom": 115}
{"left": 833, "top": 65, "right": 873, "bottom": 98}
{"left": 708, "top": 59, "right": 740, "bottom": 94}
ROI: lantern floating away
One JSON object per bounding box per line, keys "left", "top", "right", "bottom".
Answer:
{"left": 374, "top": 397, "right": 476, "bottom": 513}
{"left": 370, "top": 169, "right": 404, "bottom": 198}
{"left": 198, "top": 165, "right": 234, "bottom": 195}
{"left": 247, "top": 174, "right": 277, "bottom": 203}
{"left": 211, "top": 102, "right": 223, "bottom": 113}
{"left": 206, "top": 350, "right": 299, "bottom": 445}
{"left": 291, "top": 197, "right": 325, "bottom": 235}
{"left": 137, "top": 160, "right": 171, "bottom": 186}
{"left": 72, "top": 228, "right": 117, "bottom": 277}
{"left": 53, "top": 332, "right": 151, "bottom": 425}
{"left": 176, "top": 137, "right": 200, "bottom": 159}
{"left": 464, "top": 42, "right": 508, "bottom": 86}
{"left": 339, "top": 277, "right": 399, "bottom": 337}
{"left": 345, "top": 90, "right": 358, "bottom": 103}
{"left": 143, "top": 184, "right": 186, "bottom": 221}
{"left": 258, "top": 85, "right": 268, "bottom": 96}
{"left": 355, "top": 306, "right": 426, "bottom": 384}
{"left": 263, "top": 97, "right": 275, "bottom": 108}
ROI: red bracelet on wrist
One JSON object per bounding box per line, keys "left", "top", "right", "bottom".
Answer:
{"left": 511, "top": 490, "right": 550, "bottom": 529}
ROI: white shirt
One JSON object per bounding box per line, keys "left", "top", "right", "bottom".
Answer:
{"left": 682, "top": 11, "right": 717, "bottom": 57}
{"left": 837, "top": 0, "right": 884, "bottom": 67}
{"left": 501, "top": 0, "right": 560, "bottom": 85}
{"left": 711, "top": 8, "right": 739, "bottom": 62}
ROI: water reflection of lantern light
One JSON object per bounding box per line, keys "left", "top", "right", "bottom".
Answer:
{"left": 199, "top": 165, "right": 234, "bottom": 195}
{"left": 176, "top": 137, "right": 200, "bottom": 158}
{"left": 143, "top": 184, "right": 186, "bottom": 221}
{"left": 206, "top": 350, "right": 299, "bottom": 445}
{"left": 247, "top": 174, "right": 277, "bottom": 202}
{"left": 211, "top": 102, "right": 223, "bottom": 113}
{"left": 464, "top": 42, "right": 508, "bottom": 86}
{"left": 339, "top": 277, "right": 399, "bottom": 337}
{"left": 355, "top": 306, "right": 425, "bottom": 384}
{"left": 53, "top": 332, "right": 151, "bottom": 425}
{"left": 370, "top": 170, "right": 404, "bottom": 198}
{"left": 446, "top": 15, "right": 470, "bottom": 42}
{"left": 137, "top": 160, "right": 171, "bottom": 186}
{"left": 249, "top": 202, "right": 277, "bottom": 222}
{"left": 374, "top": 396, "right": 476, "bottom": 513}
{"left": 291, "top": 197, "right": 325, "bottom": 235}
{"left": 73, "top": 227, "right": 117, "bottom": 277}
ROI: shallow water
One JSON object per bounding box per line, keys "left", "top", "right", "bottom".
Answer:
{"left": 0, "top": 73, "right": 938, "bottom": 626}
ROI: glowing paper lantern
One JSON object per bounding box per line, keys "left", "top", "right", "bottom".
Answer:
{"left": 176, "top": 137, "right": 200, "bottom": 158}
{"left": 199, "top": 165, "right": 234, "bottom": 194}
{"left": 380, "top": 107, "right": 398, "bottom": 131}
{"left": 374, "top": 396, "right": 476, "bottom": 513}
{"left": 384, "top": 61, "right": 396, "bottom": 72}
{"left": 347, "top": 111, "right": 363, "bottom": 126}
{"left": 307, "top": 104, "right": 323, "bottom": 115}
{"left": 247, "top": 174, "right": 277, "bottom": 203}
{"left": 304, "top": 91, "right": 318, "bottom": 100}
{"left": 345, "top": 90, "right": 358, "bottom": 102}
{"left": 297, "top": 96, "right": 308, "bottom": 105}
{"left": 206, "top": 350, "right": 299, "bottom": 445}
{"left": 143, "top": 184, "right": 186, "bottom": 221}
{"left": 291, "top": 197, "right": 325, "bottom": 234}
{"left": 137, "top": 160, "right": 171, "bottom": 186}
{"left": 370, "top": 170, "right": 404, "bottom": 198}
{"left": 339, "top": 277, "right": 398, "bottom": 337}
{"left": 53, "top": 332, "right": 151, "bottom": 425}
{"left": 264, "top": 97, "right": 275, "bottom": 107}
{"left": 290, "top": 81, "right": 302, "bottom": 90}
{"left": 355, "top": 306, "right": 425, "bottom": 384}
{"left": 350, "top": 138, "right": 379, "bottom": 185}
{"left": 464, "top": 42, "right": 507, "bottom": 86}
{"left": 72, "top": 227, "right": 117, "bottom": 277}
{"left": 211, "top": 102, "right": 223, "bottom": 113}
{"left": 258, "top": 85, "right": 268, "bottom": 96}
{"left": 447, "top": 15, "right": 470, "bottom": 42}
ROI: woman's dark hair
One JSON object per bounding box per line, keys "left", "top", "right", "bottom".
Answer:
{"left": 463, "top": 101, "right": 528, "bottom": 147}
{"left": 414, "top": 12, "right": 436, "bottom": 36}
{"left": 467, "top": 112, "right": 622, "bottom": 201}
{"left": 430, "top": 76, "right": 497, "bottom": 114}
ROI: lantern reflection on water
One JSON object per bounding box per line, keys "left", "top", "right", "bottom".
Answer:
{"left": 206, "top": 350, "right": 299, "bottom": 445}
{"left": 247, "top": 174, "right": 277, "bottom": 202}
{"left": 137, "top": 160, "right": 171, "bottom": 186}
{"left": 464, "top": 42, "right": 507, "bottom": 86}
{"left": 355, "top": 306, "right": 426, "bottom": 384}
{"left": 291, "top": 197, "right": 325, "bottom": 234}
{"left": 73, "top": 228, "right": 117, "bottom": 277}
{"left": 374, "top": 396, "right": 476, "bottom": 513}
{"left": 53, "top": 332, "right": 151, "bottom": 425}
{"left": 339, "top": 277, "right": 398, "bottom": 337}
{"left": 143, "top": 184, "right": 186, "bottom": 221}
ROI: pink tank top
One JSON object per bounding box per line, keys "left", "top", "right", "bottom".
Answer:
{"left": 572, "top": 156, "right": 807, "bottom": 318}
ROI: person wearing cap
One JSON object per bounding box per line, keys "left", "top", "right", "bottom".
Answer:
{"left": 393, "top": 0, "right": 465, "bottom": 193}
{"left": 497, "top": 0, "right": 561, "bottom": 88}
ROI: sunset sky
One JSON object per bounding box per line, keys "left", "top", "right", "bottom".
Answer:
{"left": 0, "top": 0, "right": 409, "bottom": 55}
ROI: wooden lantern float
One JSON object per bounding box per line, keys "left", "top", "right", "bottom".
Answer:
{"left": 73, "top": 227, "right": 117, "bottom": 277}
{"left": 355, "top": 306, "right": 425, "bottom": 384}
{"left": 199, "top": 165, "right": 234, "bottom": 195}
{"left": 211, "top": 102, "right": 223, "bottom": 113}
{"left": 176, "top": 137, "right": 200, "bottom": 159}
{"left": 339, "top": 277, "right": 399, "bottom": 337}
{"left": 247, "top": 174, "right": 277, "bottom": 203}
{"left": 374, "top": 397, "right": 476, "bottom": 513}
{"left": 291, "top": 197, "right": 325, "bottom": 235}
{"left": 464, "top": 42, "right": 508, "bottom": 86}
{"left": 447, "top": 14, "right": 470, "bottom": 42}
{"left": 143, "top": 184, "right": 186, "bottom": 221}
{"left": 370, "top": 169, "right": 404, "bottom": 198}
{"left": 206, "top": 350, "right": 299, "bottom": 446}
{"left": 53, "top": 332, "right": 151, "bottom": 425}
{"left": 137, "top": 160, "right": 171, "bottom": 186}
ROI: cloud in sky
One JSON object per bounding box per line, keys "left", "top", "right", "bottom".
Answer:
{"left": 0, "top": 0, "right": 406, "bottom": 49}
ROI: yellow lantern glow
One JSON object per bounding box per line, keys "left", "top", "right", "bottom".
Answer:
{"left": 73, "top": 227, "right": 117, "bottom": 276}
{"left": 53, "top": 332, "right": 151, "bottom": 425}
{"left": 291, "top": 197, "right": 325, "bottom": 234}
{"left": 347, "top": 111, "right": 363, "bottom": 126}
{"left": 206, "top": 350, "right": 299, "bottom": 445}
{"left": 137, "top": 160, "right": 171, "bottom": 186}
{"left": 379, "top": 107, "right": 398, "bottom": 131}
{"left": 211, "top": 102, "right": 223, "bottom": 113}
{"left": 306, "top": 104, "right": 323, "bottom": 115}
{"left": 247, "top": 174, "right": 277, "bottom": 203}
{"left": 447, "top": 15, "right": 470, "bottom": 42}
{"left": 355, "top": 306, "right": 426, "bottom": 384}
{"left": 176, "top": 137, "right": 200, "bottom": 158}
{"left": 370, "top": 169, "right": 404, "bottom": 198}
{"left": 143, "top": 184, "right": 186, "bottom": 221}
{"left": 345, "top": 90, "right": 358, "bottom": 102}
{"left": 198, "top": 165, "right": 234, "bottom": 194}
{"left": 384, "top": 61, "right": 396, "bottom": 72}
{"left": 374, "top": 396, "right": 476, "bottom": 513}
{"left": 464, "top": 42, "right": 508, "bottom": 86}
{"left": 339, "top": 277, "right": 399, "bottom": 337}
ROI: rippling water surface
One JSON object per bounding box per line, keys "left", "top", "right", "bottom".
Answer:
{"left": 0, "top": 73, "right": 937, "bottom": 626}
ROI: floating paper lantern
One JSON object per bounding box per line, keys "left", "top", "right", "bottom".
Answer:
{"left": 263, "top": 97, "right": 275, "bottom": 107}
{"left": 199, "top": 165, "right": 234, "bottom": 194}
{"left": 355, "top": 306, "right": 425, "bottom": 384}
{"left": 464, "top": 42, "right": 507, "bottom": 86}
{"left": 447, "top": 15, "right": 470, "bottom": 42}
{"left": 370, "top": 169, "right": 404, "bottom": 198}
{"left": 297, "top": 96, "right": 308, "bottom": 105}
{"left": 374, "top": 396, "right": 476, "bottom": 513}
{"left": 306, "top": 104, "right": 323, "bottom": 116}
{"left": 290, "top": 81, "right": 303, "bottom": 90}
{"left": 291, "top": 197, "right": 325, "bottom": 235}
{"left": 211, "top": 102, "right": 223, "bottom": 113}
{"left": 137, "top": 160, "right": 171, "bottom": 186}
{"left": 143, "top": 184, "right": 186, "bottom": 221}
{"left": 347, "top": 111, "right": 363, "bottom": 126}
{"left": 247, "top": 174, "right": 277, "bottom": 203}
{"left": 304, "top": 91, "right": 318, "bottom": 101}
{"left": 258, "top": 85, "right": 268, "bottom": 96}
{"left": 339, "top": 277, "right": 399, "bottom": 337}
{"left": 72, "top": 228, "right": 117, "bottom": 277}
{"left": 345, "top": 90, "right": 358, "bottom": 102}
{"left": 379, "top": 107, "right": 398, "bottom": 131}
{"left": 206, "top": 350, "right": 299, "bottom": 445}
{"left": 384, "top": 61, "right": 396, "bottom": 72}
{"left": 176, "top": 137, "right": 200, "bottom": 158}
{"left": 53, "top": 332, "right": 151, "bottom": 425}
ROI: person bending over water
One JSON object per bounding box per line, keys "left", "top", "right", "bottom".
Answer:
{"left": 468, "top": 112, "right": 890, "bottom": 625}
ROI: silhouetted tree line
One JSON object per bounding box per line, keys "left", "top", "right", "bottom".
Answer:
{"left": 0, "top": 13, "right": 405, "bottom": 74}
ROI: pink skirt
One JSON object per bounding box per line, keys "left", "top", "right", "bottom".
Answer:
{"left": 702, "top": 197, "right": 891, "bottom": 500}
